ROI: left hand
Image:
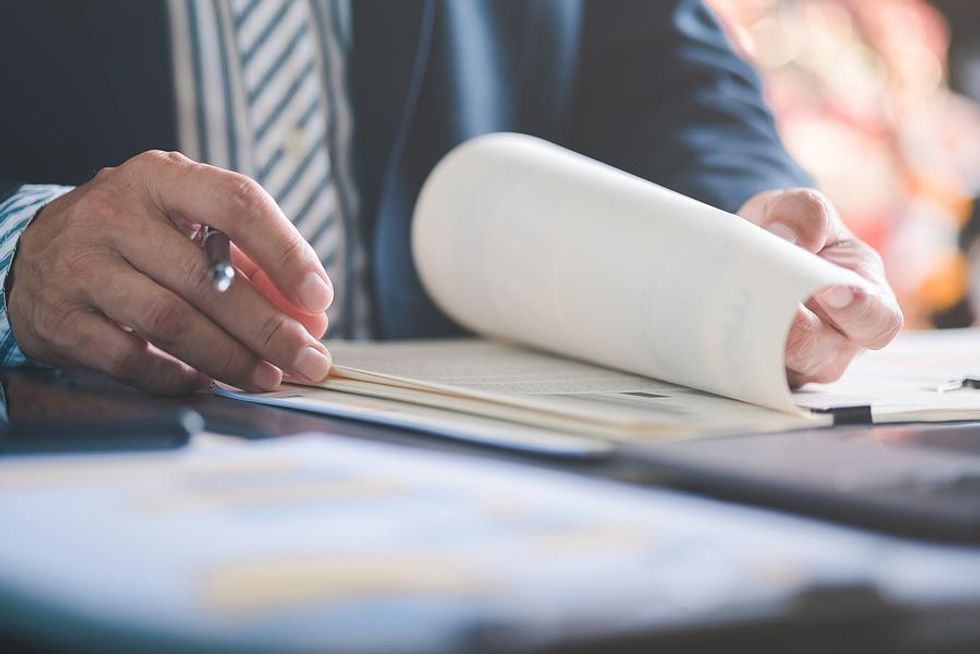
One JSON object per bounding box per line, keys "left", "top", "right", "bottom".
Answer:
{"left": 738, "top": 188, "right": 904, "bottom": 387}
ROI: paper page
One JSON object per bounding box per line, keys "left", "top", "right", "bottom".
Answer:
{"left": 214, "top": 384, "right": 615, "bottom": 457}
{"left": 412, "top": 133, "right": 861, "bottom": 413}
{"left": 322, "top": 339, "right": 823, "bottom": 439}
{"left": 794, "top": 328, "right": 980, "bottom": 422}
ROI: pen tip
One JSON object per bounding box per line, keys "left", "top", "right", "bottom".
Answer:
{"left": 211, "top": 264, "right": 235, "bottom": 293}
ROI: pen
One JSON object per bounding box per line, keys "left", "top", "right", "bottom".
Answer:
{"left": 930, "top": 377, "right": 980, "bottom": 393}
{"left": 202, "top": 227, "right": 235, "bottom": 293}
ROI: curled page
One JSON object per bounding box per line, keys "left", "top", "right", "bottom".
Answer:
{"left": 412, "top": 133, "right": 861, "bottom": 413}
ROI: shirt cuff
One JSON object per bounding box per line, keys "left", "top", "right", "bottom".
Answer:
{"left": 0, "top": 184, "right": 74, "bottom": 366}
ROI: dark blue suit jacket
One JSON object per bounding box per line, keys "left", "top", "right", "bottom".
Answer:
{"left": 0, "top": 0, "right": 810, "bottom": 338}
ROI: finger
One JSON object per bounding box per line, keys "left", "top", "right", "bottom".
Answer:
{"left": 230, "top": 242, "right": 259, "bottom": 278}
{"left": 87, "top": 256, "right": 283, "bottom": 392}
{"left": 785, "top": 305, "right": 862, "bottom": 385}
{"left": 230, "top": 244, "right": 328, "bottom": 337}
{"left": 739, "top": 189, "right": 840, "bottom": 254}
{"left": 111, "top": 217, "right": 331, "bottom": 381}
{"left": 132, "top": 151, "right": 334, "bottom": 314}
{"left": 245, "top": 266, "right": 329, "bottom": 339}
{"left": 814, "top": 238, "right": 890, "bottom": 286}
{"left": 813, "top": 285, "right": 904, "bottom": 350}
{"left": 59, "top": 310, "right": 207, "bottom": 395}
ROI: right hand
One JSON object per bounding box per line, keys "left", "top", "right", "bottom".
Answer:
{"left": 7, "top": 151, "right": 335, "bottom": 394}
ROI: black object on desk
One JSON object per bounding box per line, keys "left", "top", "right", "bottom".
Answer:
{"left": 0, "top": 370, "right": 204, "bottom": 454}
{"left": 0, "top": 409, "right": 201, "bottom": 454}
{"left": 623, "top": 422, "right": 980, "bottom": 544}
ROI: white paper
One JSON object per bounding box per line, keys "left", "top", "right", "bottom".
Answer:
{"left": 215, "top": 383, "right": 614, "bottom": 457}
{"left": 795, "top": 328, "right": 980, "bottom": 422}
{"left": 412, "top": 133, "right": 861, "bottom": 413}
{"left": 323, "top": 339, "right": 822, "bottom": 439}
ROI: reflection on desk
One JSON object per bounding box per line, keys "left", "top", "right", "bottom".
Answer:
{"left": 0, "top": 433, "right": 978, "bottom": 653}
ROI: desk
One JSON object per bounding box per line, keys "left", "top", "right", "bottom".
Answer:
{"left": 0, "top": 370, "right": 978, "bottom": 653}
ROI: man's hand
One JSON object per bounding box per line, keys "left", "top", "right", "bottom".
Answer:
{"left": 7, "top": 151, "right": 334, "bottom": 394}
{"left": 738, "top": 188, "right": 904, "bottom": 387}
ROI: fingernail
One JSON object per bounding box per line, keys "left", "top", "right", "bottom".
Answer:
{"left": 252, "top": 361, "right": 282, "bottom": 391}
{"left": 294, "top": 345, "right": 331, "bottom": 382}
{"left": 298, "top": 272, "right": 333, "bottom": 313}
{"left": 767, "top": 222, "right": 798, "bottom": 245}
{"left": 819, "top": 285, "right": 855, "bottom": 309}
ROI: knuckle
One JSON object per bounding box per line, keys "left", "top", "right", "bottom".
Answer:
{"left": 104, "top": 341, "right": 145, "bottom": 380}
{"left": 182, "top": 253, "right": 214, "bottom": 298}
{"left": 771, "top": 188, "right": 835, "bottom": 250}
{"left": 60, "top": 243, "right": 104, "bottom": 273}
{"left": 215, "top": 343, "right": 250, "bottom": 381}
{"left": 128, "top": 150, "right": 166, "bottom": 168}
{"left": 793, "top": 188, "right": 829, "bottom": 209}
{"left": 867, "top": 306, "right": 905, "bottom": 350}
{"left": 794, "top": 189, "right": 833, "bottom": 234}
{"left": 258, "top": 312, "right": 298, "bottom": 352}
{"left": 226, "top": 175, "right": 270, "bottom": 218}
{"left": 276, "top": 237, "right": 310, "bottom": 271}
{"left": 161, "top": 150, "right": 191, "bottom": 165}
{"left": 131, "top": 149, "right": 189, "bottom": 169}
{"left": 141, "top": 295, "right": 188, "bottom": 342}
{"left": 93, "top": 166, "right": 116, "bottom": 181}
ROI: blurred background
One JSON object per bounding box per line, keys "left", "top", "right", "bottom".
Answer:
{"left": 708, "top": 0, "right": 980, "bottom": 329}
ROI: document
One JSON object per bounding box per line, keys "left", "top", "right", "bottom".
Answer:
{"left": 221, "top": 135, "right": 980, "bottom": 450}
{"left": 219, "top": 383, "right": 616, "bottom": 457}
{"left": 412, "top": 133, "right": 859, "bottom": 413}
{"left": 323, "top": 339, "right": 825, "bottom": 438}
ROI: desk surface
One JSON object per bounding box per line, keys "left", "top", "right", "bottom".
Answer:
{"left": 0, "top": 370, "right": 978, "bottom": 654}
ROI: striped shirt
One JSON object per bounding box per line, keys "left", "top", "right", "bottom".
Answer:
{"left": 0, "top": 185, "right": 74, "bottom": 366}
{"left": 0, "top": 0, "right": 367, "bottom": 368}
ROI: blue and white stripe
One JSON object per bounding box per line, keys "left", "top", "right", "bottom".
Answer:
{"left": 168, "top": 0, "right": 368, "bottom": 338}
{"left": 0, "top": 184, "right": 73, "bottom": 366}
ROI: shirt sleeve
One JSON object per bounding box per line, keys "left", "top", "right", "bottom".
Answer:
{"left": 0, "top": 184, "right": 74, "bottom": 366}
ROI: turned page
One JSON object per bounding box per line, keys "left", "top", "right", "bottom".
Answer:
{"left": 411, "top": 133, "right": 861, "bottom": 413}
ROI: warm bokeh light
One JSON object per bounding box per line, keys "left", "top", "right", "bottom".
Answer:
{"left": 710, "top": 0, "right": 980, "bottom": 328}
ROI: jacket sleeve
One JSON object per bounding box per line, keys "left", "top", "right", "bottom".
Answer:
{"left": 568, "top": 0, "right": 812, "bottom": 213}
{"left": 0, "top": 184, "right": 74, "bottom": 366}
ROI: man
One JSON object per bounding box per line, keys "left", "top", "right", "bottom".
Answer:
{"left": 0, "top": 0, "right": 902, "bottom": 395}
